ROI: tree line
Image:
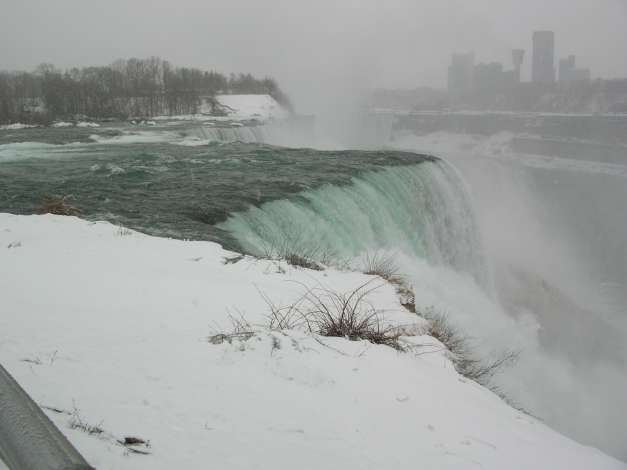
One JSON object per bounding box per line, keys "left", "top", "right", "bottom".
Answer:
{"left": 0, "top": 57, "right": 292, "bottom": 124}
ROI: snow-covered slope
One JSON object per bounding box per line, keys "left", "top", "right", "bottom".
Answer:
{"left": 0, "top": 214, "right": 624, "bottom": 470}
{"left": 214, "top": 94, "right": 289, "bottom": 121}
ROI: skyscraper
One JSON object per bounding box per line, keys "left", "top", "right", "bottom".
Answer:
{"left": 532, "top": 31, "right": 555, "bottom": 83}
{"left": 448, "top": 53, "right": 475, "bottom": 95}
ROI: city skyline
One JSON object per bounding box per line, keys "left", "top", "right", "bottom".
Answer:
{"left": 2, "top": 0, "right": 627, "bottom": 114}
{"left": 448, "top": 29, "right": 599, "bottom": 94}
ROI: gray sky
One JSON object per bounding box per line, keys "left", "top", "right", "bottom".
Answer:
{"left": 1, "top": 0, "right": 626, "bottom": 111}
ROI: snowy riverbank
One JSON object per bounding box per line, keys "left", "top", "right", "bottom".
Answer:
{"left": 1, "top": 213, "right": 624, "bottom": 469}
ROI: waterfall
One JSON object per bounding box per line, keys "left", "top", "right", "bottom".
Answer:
{"left": 219, "top": 159, "right": 490, "bottom": 290}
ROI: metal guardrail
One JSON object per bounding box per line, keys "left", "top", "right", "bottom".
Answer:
{"left": 0, "top": 363, "right": 94, "bottom": 470}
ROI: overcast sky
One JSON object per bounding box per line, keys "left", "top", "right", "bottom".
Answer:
{"left": 2, "top": 0, "right": 626, "bottom": 111}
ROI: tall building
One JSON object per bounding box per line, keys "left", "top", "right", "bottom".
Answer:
{"left": 448, "top": 53, "right": 475, "bottom": 95}
{"left": 532, "top": 31, "right": 555, "bottom": 83}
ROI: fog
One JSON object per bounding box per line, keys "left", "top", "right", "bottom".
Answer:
{"left": 449, "top": 148, "right": 627, "bottom": 461}
{"left": 2, "top": 0, "right": 627, "bottom": 113}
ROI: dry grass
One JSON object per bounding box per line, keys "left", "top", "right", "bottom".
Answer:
{"left": 360, "top": 251, "right": 416, "bottom": 311}
{"left": 208, "top": 312, "right": 255, "bottom": 344}
{"left": 116, "top": 225, "right": 133, "bottom": 236}
{"left": 69, "top": 405, "right": 104, "bottom": 436}
{"left": 278, "top": 280, "right": 409, "bottom": 351}
{"left": 283, "top": 253, "right": 324, "bottom": 271}
{"left": 361, "top": 251, "right": 401, "bottom": 281}
{"left": 259, "top": 288, "right": 311, "bottom": 331}
{"left": 37, "top": 195, "right": 81, "bottom": 216}
{"left": 421, "top": 308, "right": 519, "bottom": 385}
{"left": 295, "top": 280, "right": 405, "bottom": 350}
{"left": 209, "top": 280, "right": 407, "bottom": 351}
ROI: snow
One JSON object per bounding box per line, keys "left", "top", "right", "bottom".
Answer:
{"left": 214, "top": 94, "right": 289, "bottom": 121}
{"left": 152, "top": 94, "right": 289, "bottom": 124}
{"left": 51, "top": 121, "right": 101, "bottom": 128}
{"left": 1, "top": 121, "right": 99, "bottom": 130}
{"left": 0, "top": 213, "right": 624, "bottom": 470}
{"left": 0, "top": 123, "right": 38, "bottom": 130}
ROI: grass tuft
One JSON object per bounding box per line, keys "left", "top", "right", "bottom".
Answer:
{"left": 420, "top": 308, "right": 519, "bottom": 385}
{"left": 37, "top": 195, "right": 81, "bottom": 216}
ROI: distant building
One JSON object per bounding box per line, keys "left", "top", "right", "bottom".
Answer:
{"left": 512, "top": 49, "right": 525, "bottom": 83}
{"left": 559, "top": 55, "right": 591, "bottom": 82}
{"left": 448, "top": 53, "right": 475, "bottom": 95}
{"left": 532, "top": 31, "right": 555, "bottom": 83}
{"left": 474, "top": 62, "right": 504, "bottom": 91}
{"left": 559, "top": 55, "right": 576, "bottom": 82}
{"left": 572, "top": 69, "right": 591, "bottom": 81}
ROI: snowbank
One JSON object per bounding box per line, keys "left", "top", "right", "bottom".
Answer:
{"left": 49, "top": 121, "right": 101, "bottom": 129}
{"left": 214, "top": 94, "right": 289, "bottom": 121}
{"left": 0, "top": 213, "right": 624, "bottom": 470}
{"left": 153, "top": 94, "right": 289, "bottom": 124}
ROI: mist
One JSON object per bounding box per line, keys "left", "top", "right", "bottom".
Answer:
{"left": 387, "top": 131, "right": 627, "bottom": 460}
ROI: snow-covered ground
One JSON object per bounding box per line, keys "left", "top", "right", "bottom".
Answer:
{"left": 213, "top": 94, "right": 289, "bottom": 121}
{"left": 0, "top": 213, "right": 624, "bottom": 470}
{"left": 153, "top": 94, "right": 289, "bottom": 124}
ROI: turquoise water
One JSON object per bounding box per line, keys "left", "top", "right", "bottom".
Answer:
{"left": 0, "top": 124, "right": 439, "bottom": 252}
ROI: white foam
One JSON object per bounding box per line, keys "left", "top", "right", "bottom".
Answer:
{"left": 0, "top": 141, "right": 83, "bottom": 162}
{"left": 0, "top": 123, "right": 38, "bottom": 130}
{"left": 89, "top": 131, "right": 174, "bottom": 145}
{"left": 392, "top": 131, "right": 627, "bottom": 178}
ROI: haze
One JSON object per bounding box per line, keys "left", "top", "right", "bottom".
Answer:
{"left": 2, "top": 0, "right": 626, "bottom": 113}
